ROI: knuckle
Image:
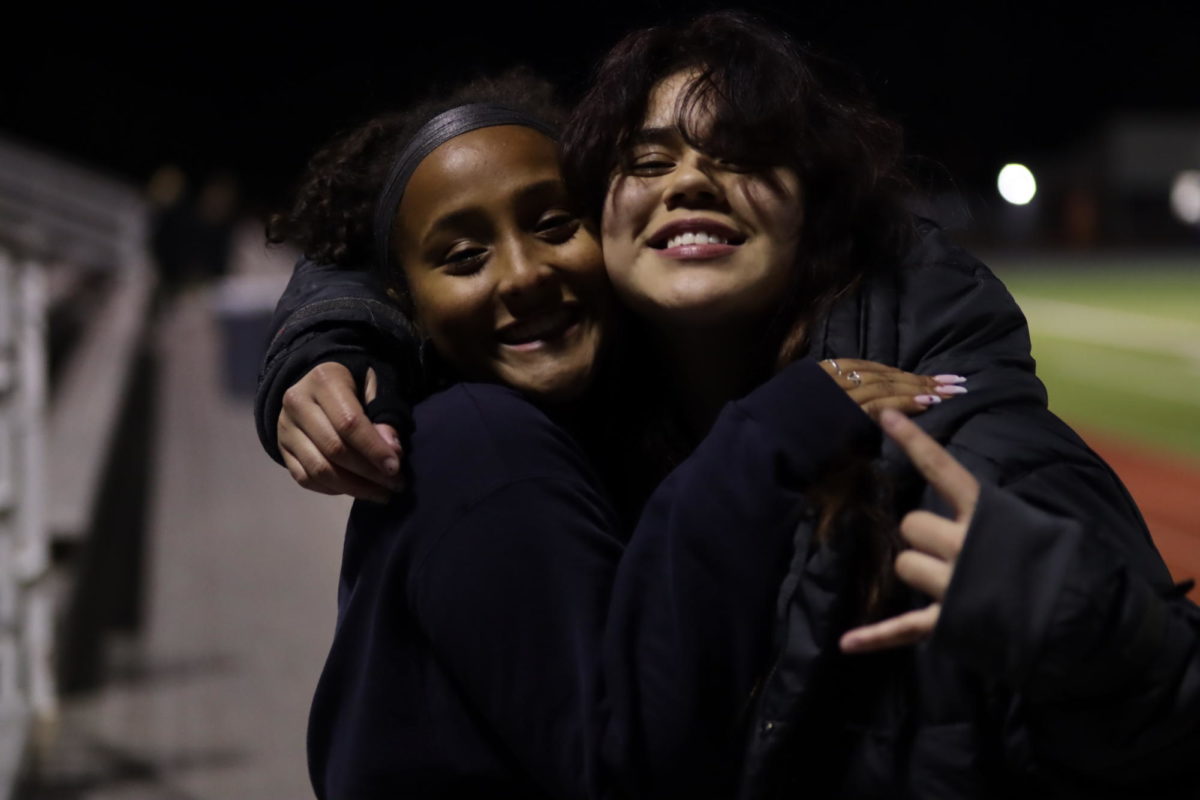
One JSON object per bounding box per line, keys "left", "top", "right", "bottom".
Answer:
{"left": 332, "top": 408, "right": 362, "bottom": 436}
{"left": 311, "top": 361, "right": 342, "bottom": 381}
{"left": 281, "top": 385, "right": 305, "bottom": 411}
{"left": 321, "top": 435, "right": 348, "bottom": 460}
{"left": 309, "top": 461, "right": 336, "bottom": 484}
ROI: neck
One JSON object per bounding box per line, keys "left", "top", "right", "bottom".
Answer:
{"left": 658, "top": 323, "right": 763, "bottom": 438}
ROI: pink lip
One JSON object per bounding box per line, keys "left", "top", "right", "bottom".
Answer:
{"left": 501, "top": 320, "right": 580, "bottom": 352}
{"left": 657, "top": 242, "right": 741, "bottom": 260}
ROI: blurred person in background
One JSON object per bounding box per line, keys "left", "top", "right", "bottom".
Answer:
{"left": 146, "top": 166, "right": 240, "bottom": 292}
{"left": 260, "top": 11, "right": 1200, "bottom": 799}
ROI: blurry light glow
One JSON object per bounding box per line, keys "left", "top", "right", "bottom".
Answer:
{"left": 998, "top": 163, "right": 1037, "bottom": 205}
{"left": 1170, "top": 170, "right": 1200, "bottom": 225}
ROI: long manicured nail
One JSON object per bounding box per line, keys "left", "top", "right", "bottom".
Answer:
{"left": 915, "top": 394, "right": 942, "bottom": 406}
{"left": 935, "top": 385, "right": 968, "bottom": 396}
{"left": 383, "top": 456, "right": 400, "bottom": 475}
{"left": 934, "top": 374, "right": 967, "bottom": 384}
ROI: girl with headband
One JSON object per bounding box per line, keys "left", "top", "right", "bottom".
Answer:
{"left": 265, "top": 14, "right": 1200, "bottom": 800}
{"left": 278, "top": 71, "right": 921, "bottom": 799}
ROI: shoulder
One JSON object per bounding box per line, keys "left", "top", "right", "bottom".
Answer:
{"left": 893, "top": 219, "right": 1010, "bottom": 302}
{"left": 901, "top": 218, "right": 992, "bottom": 277}
{"left": 408, "top": 383, "right": 593, "bottom": 497}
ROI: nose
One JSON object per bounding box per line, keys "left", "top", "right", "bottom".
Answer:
{"left": 496, "top": 239, "right": 557, "bottom": 312}
{"left": 665, "top": 153, "right": 726, "bottom": 211}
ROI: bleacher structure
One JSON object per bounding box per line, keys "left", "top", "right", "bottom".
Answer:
{"left": 0, "top": 134, "right": 153, "bottom": 799}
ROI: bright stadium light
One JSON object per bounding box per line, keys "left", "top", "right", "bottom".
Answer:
{"left": 1170, "top": 170, "right": 1200, "bottom": 225}
{"left": 997, "top": 163, "right": 1037, "bottom": 205}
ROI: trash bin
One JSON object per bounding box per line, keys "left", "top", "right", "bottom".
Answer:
{"left": 212, "top": 274, "right": 289, "bottom": 399}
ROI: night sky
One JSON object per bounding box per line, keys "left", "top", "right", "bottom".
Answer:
{"left": 5, "top": 1, "right": 1198, "bottom": 211}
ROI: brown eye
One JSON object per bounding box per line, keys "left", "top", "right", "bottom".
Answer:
{"left": 441, "top": 244, "right": 487, "bottom": 276}
{"left": 623, "top": 147, "right": 676, "bottom": 176}
{"left": 535, "top": 212, "right": 581, "bottom": 243}
{"left": 627, "top": 156, "right": 674, "bottom": 176}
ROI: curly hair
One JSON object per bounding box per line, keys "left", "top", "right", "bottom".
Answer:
{"left": 267, "top": 68, "right": 566, "bottom": 296}
{"left": 561, "top": 10, "right": 914, "bottom": 367}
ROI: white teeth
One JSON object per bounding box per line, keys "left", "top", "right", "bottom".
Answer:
{"left": 501, "top": 309, "right": 571, "bottom": 343}
{"left": 666, "top": 231, "right": 728, "bottom": 249}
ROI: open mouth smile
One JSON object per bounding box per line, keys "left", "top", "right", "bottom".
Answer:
{"left": 496, "top": 305, "right": 582, "bottom": 351}
{"left": 648, "top": 217, "right": 746, "bottom": 259}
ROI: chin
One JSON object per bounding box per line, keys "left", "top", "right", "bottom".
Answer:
{"left": 503, "top": 356, "right": 597, "bottom": 405}
{"left": 629, "top": 285, "right": 755, "bottom": 329}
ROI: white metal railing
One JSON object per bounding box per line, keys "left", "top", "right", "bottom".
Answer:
{"left": 0, "top": 134, "right": 151, "bottom": 797}
{"left": 0, "top": 248, "right": 51, "bottom": 800}
{"left": 0, "top": 136, "right": 144, "bottom": 272}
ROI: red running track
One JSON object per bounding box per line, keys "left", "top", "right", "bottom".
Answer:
{"left": 1085, "top": 432, "right": 1200, "bottom": 603}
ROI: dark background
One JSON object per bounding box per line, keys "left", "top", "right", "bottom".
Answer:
{"left": 4, "top": 1, "right": 1198, "bottom": 213}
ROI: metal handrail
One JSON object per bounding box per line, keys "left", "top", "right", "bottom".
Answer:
{"left": 0, "top": 133, "right": 151, "bottom": 797}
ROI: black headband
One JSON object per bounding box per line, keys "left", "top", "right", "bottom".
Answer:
{"left": 373, "top": 103, "right": 559, "bottom": 272}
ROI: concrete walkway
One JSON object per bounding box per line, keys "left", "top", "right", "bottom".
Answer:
{"left": 28, "top": 288, "right": 349, "bottom": 799}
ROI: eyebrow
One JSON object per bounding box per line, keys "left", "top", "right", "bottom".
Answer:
{"left": 420, "top": 177, "right": 568, "bottom": 245}
{"left": 627, "top": 126, "right": 680, "bottom": 146}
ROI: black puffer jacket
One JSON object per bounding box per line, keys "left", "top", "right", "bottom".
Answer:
{"left": 255, "top": 221, "right": 1200, "bottom": 798}
{"left": 740, "top": 224, "right": 1200, "bottom": 798}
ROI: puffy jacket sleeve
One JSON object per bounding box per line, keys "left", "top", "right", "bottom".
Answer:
{"left": 934, "top": 458, "right": 1200, "bottom": 789}
{"left": 254, "top": 258, "right": 422, "bottom": 463}
{"left": 822, "top": 221, "right": 1199, "bottom": 786}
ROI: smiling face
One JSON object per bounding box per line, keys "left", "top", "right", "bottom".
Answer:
{"left": 600, "top": 71, "right": 804, "bottom": 330}
{"left": 393, "top": 125, "right": 609, "bottom": 402}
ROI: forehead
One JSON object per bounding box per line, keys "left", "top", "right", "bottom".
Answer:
{"left": 401, "top": 125, "right": 561, "bottom": 219}
{"left": 642, "top": 69, "right": 709, "bottom": 130}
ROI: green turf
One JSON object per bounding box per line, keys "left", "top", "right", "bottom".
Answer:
{"left": 985, "top": 257, "right": 1200, "bottom": 458}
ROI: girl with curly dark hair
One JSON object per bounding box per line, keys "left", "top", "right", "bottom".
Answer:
{"left": 263, "top": 11, "right": 1200, "bottom": 800}
{"left": 280, "top": 67, "right": 922, "bottom": 799}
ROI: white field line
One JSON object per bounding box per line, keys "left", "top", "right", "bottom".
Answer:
{"left": 1012, "top": 295, "right": 1200, "bottom": 406}
{"left": 1014, "top": 296, "right": 1200, "bottom": 363}
{"left": 1038, "top": 347, "right": 1200, "bottom": 406}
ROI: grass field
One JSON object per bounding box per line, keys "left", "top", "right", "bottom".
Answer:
{"left": 986, "top": 255, "right": 1200, "bottom": 460}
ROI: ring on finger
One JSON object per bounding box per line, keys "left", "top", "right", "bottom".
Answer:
{"left": 846, "top": 370, "right": 862, "bottom": 387}
{"left": 826, "top": 358, "right": 842, "bottom": 376}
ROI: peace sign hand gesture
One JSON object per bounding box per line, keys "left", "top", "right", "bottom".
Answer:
{"left": 840, "top": 409, "right": 981, "bottom": 654}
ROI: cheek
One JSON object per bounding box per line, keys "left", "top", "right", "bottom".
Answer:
{"left": 409, "top": 278, "right": 492, "bottom": 351}
{"left": 601, "top": 174, "right": 653, "bottom": 240}
{"left": 744, "top": 179, "right": 803, "bottom": 254}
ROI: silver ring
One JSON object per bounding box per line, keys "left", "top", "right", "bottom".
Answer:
{"left": 846, "top": 370, "right": 862, "bottom": 387}
{"left": 826, "top": 358, "right": 842, "bottom": 376}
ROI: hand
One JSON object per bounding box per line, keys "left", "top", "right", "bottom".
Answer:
{"left": 839, "top": 408, "right": 981, "bottom": 653}
{"left": 819, "top": 359, "right": 966, "bottom": 421}
{"left": 278, "top": 362, "right": 405, "bottom": 502}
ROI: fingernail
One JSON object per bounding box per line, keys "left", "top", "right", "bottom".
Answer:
{"left": 935, "top": 385, "right": 968, "bottom": 396}
{"left": 934, "top": 374, "right": 967, "bottom": 384}
{"left": 915, "top": 394, "right": 942, "bottom": 406}
{"left": 387, "top": 433, "right": 402, "bottom": 449}
{"left": 384, "top": 456, "right": 400, "bottom": 475}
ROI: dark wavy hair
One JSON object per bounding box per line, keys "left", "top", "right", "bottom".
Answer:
{"left": 266, "top": 68, "right": 565, "bottom": 308}
{"left": 561, "top": 10, "right": 913, "bottom": 366}
{"left": 564, "top": 11, "right": 908, "bottom": 619}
